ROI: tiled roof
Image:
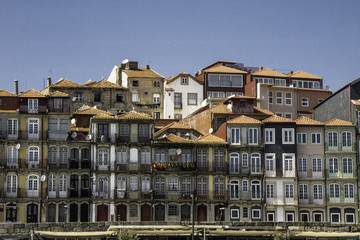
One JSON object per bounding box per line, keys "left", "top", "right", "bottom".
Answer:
{"left": 165, "top": 72, "right": 203, "bottom": 85}
{"left": 70, "top": 126, "right": 89, "bottom": 132}
{"left": 228, "top": 115, "right": 261, "bottom": 124}
{"left": 51, "top": 79, "right": 83, "bottom": 88}
{"left": 0, "top": 89, "right": 17, "bottom": 97}
{"left": 0, "top": 110, "right": 18, "bottom": 113}
{"left": 19, "top": 89, "right": 46, "bottom": 98}
{"left": 290, "top": 71, "right": 322, "bottom": 80}
{"left": 194, "top": 134, "right": 226, "bottom": 144}
{"left": 90, "top": 80, "right": 126, "bottom": 89}
{"left": 203, "top": 64, "right": 247, "bottom": 74}
{"left": 252, "top": 68, "right": 287, "bottom": 78}
{"left": 73, "top": 107, "right": 113, "bottom": 116}
{"left": 117, "top": 110, "right": 153, "bottom": 120}
{"left": 84, "top": 79, "right": 96, "bottom": 85}
{"left": 351, "top": 100, "right": 360, "bottom": 106}
{"left": 253, "top": 106, "right": 273, "bottom": 115}
{"left": 123, "top": 68, "right": 164, "bottom": 78}
{"left": 262, "top": 115, "right": 295, "bottom": 123}
{"left": 93, "top": 113, "right": 115, "bottom": 119}
{"left": 209, "top": 104, "right": 232, "bottom": 114}
{"left": 296, "top": 116, "right": 324, "bottom": 126}
{"left": 325, "top": 118, "right": 354, "bottom": 126}
{"left": 166, "top": 134, "right": 194, "bottom": 143}
{"left": 154, "top": 121, "right": 194, "bottom": 138}
{"left": 48, "top": 91, "right": 69, "bottom": 97}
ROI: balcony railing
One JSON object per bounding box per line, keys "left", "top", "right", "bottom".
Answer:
{"left": 327, "top": 194, "right": 357, "bottom": 203}
{"left": 265, "top": 195, "right": 298, "bottom": 205}
{"left": 298, "top": 169, "right": 325, "bottom": 179}
{"left": 326, "top": 170, "right": 356, "bottom": 179}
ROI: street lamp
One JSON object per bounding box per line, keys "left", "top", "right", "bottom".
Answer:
{"left": 219, "top": 207, "right": 225, "bottom": 225}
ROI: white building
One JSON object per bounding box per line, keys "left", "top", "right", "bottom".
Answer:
{"left": 163, "top": 72, "right": 203, "bottom": 119}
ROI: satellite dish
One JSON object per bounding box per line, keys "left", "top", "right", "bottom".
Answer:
{"left": 86, "top": 134, "right": 92, "bottom": 141}
{"left": 209, "top": 128, "right": 213, "bottom": 134}
{"left": 71, "top": 118, "right": 76, "bottom": 124}
{"left": 101, "top": 135, "right": 105, "bottom": 142}
{"left": 71, "top": 132, "right": 77, "bottom": 139}
{"left": 16, "top": 143, "right": 21, "bottom": 150}
{"left": 72, "top": 97, "right": 77, "bottom": 102}
{"left": 176, "top": 149, "right": 182, "bottom": 155}
{"left": 185, "top": 133, "right": 190, "bottom": 136}
{"left": 121, "top": 59, "right": 129, "bottom": 64}
{"left": 40, "top": 175, "right": 46, "bottom": 182}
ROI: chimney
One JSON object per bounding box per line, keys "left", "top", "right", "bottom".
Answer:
{"left": 290, "top": 71, "right": 294, "bottom": 74}
{"left": 146, "top": 65, "right": 150, "bottom": 70}
{"left": 260, "top": 67, "right": 263, "bottom": 70}
{"left": 47, "top": 77, "right": 52, "bottom": 87}
{"left": 14, "top": 80, "right": 18, "bottom": 95}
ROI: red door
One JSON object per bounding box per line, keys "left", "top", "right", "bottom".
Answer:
{"left": 141, "top": 204, "right": 151, "bottom": 221}
{"left": 197, "top": 205, "right": 207, "bottom": 222}
{"left": 97, "top": 205, "right": 108, "bottom": 222}
{"left": 117, "top": 205, "right": 127, "bottom": 221}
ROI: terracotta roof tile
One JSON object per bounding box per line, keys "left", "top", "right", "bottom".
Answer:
{"left": 203, "top": 64, "right": 247, "bottom": 74}
{"left": 290, "top": 71, "right": 322, "bottom": 80}
{"left": 325, "top": 118, "right": 354, "bottom": 126}
{"left": 252, "top": 68, "right": 287, "bottom": 78}
{"left": 74, "top": 107, "right": 113, "bottom": 116}
{"left": 296, "top": 116, "right": 324, "bottom": 126}
{"left": 0, "top": 89, "right": 17, "bottom": 97}
{"left": 90, "top": 80, "right": 127, "bottom": 89}
{"left": 209, "top": 104, "right": 232, "bottom": 114}
{"left": 84, "top": 79, "right": 96, "bottom": 85}
{"left": 0, "top": 110, "right": 18, "bottom": 113}
{"left": 262, "top": 115, "right": 295, "bottom": 123}
{"left": 166, "top": 134, "right": 194, "bottom": 143}
{"left": 93, "top": 113, "right": 115, "bottom": 119}
{"left": 48, "top": 91, "right": 69, "bottom": 97}
{"left": 194, "top": 133, "right": 226, "bottom": 144}
{"left": 19, "top": 89, "right": 46, "bottom": 98}
{"left": 228, "top": 115, "right": 262, "bottom": 124}
{"left": 253, "top": 106, "right": 273, "bottom": 115}
{"left": 154, "top": 121, "right": 194, "bottom": 138}
{"left": 71, "top": 126, "right": 89, "bottom": 132}
{"left": 165, "top": 72, "right": 202, "bottom": 85}
{"left": 117, "top": 110, "right": 153, "bottom": 120}
{"left": 123, "top": 68, "right": 164, "bottom": 78}
{"left": 51, "top": 79, "right": 83, "bottom": 88}
{"left": 351, "top": 100, "right": 360, "bottom": 106}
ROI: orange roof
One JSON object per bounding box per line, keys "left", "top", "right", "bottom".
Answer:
{"left": 165, "top": 72, "right": 203, "bottom": 85}
{"left": 0, "top": 110, "right": 18, "bottom": 113}
{"left": 48, "top": 91, "right": 69, "bottom": 97}
{"left": 209, "top": 104, "right": 232, "bottom": 114}
{"left": 93, "top": 113, "right": 115, "bottom": 119}
{"left": 154, "top": 121, "right": 193, "bottom": 138}
{"left": 19, "top": 89, "right": 46, "bottom": 98}
{"left": 74, "top": 107, "right": 113, "bottom": 116}
{"left": 228, "top": 115, "right": 261, "bottom": 124}
{"left": 290, "top": 71, "right": 322, "bottom": 80}
{"left": 51, "top": 79, "right": 83, "bottom": 88}
{"left": 90, "top": 80, "right": 127, "bottom": 89}
{"left": 166, "top": 134, "right": 194, "bottom": 143}
{"left": 296, "top": 116, "right": 324, "bottom": 126}
{"left": 123, "top": 68, "right": 164, "bottom": 78}
{"left": 0, "top": 89, "right": 17, "bottom": 97}
{"left": 253, "top": 106, "right": 273, "bottom": 115}
{"left": 203, "top": 64, "right": 247, "bottom": 74}
{"left": 252, "top": 68, "right": 287, "bottom": 78}
{"left": 351, "top": 100, "right": 360, "bottom": 106}
{"left": 325, "top": 118, "right": 354, "bottom": 126}
{"left": 262, "top": 115, "right": 295, "bottom": 123}
{"left": 194, "top": 133, "right": 226, "bottom": 144}
{"left": 117, "top": 110, "right": 153, "bottom": 120}
{"left": 84, "top": 79, "right": 96, "bottom": 85}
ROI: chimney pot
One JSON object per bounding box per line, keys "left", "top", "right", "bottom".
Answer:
{"left": 260, "top": 67, "right": 263, "bottom": 70}
{"left": 146, "top": 65, "right": 150, "bottom": 70}
{"left": 14, "top": 80, "right": 18, "bottom": 95}
{"left": 47, "top": 77, "right": 52, "bottom": 87}
{"left": 290, "top": 71, "right": 294, "bottom": 74}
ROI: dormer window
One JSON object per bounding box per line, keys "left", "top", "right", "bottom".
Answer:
{"left": 28, "top": 99, "right": 38, "bottom": 113}
{"left": 182, "top": 77, "right": 188, "bottom": 85}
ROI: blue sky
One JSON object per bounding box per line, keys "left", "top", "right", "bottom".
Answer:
{"left": 0, "top": 0, "right": 359, "bottom": 93}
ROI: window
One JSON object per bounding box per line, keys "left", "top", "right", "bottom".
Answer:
{"left": 276, "top": 113, "right": 282, "bottom": 117}
{"left": 329, "top": 183, "right": 340, "bottom": 198}
{"left": 229, "top": 153, "right": 239, "bottom": 174}
{"left": 141, "top": 176, "right": 150, "bottom": 192}
{"left": 265, "top": 128, "right": 275, "bottom": 144}
{"left": 343, "top": 158, "right": 353, "bottom": 174}
{"left": 214, "top": 177, "right": 225, "bottom": 195}
{"left": 197, "top": 149, "right": 207, "bottom": 168}
{"left": 130, "top": 148, "right": 138, "bottom": 163}
{"left": 229, "top": 180, "right": 239, "bottom": 200}
{"left": 242, "top": 180, "right": 248, "bottom": 192}
{"left": 285, "top": 92, "right": 292, "bottom": 105}
{"left": 98, "top": 123, "right": 108, "bottom": 139}
{"left": 75, "top": 93, "right": 83, "bottom": 102}
{"left": 153, "top": 81, "right": 160, "bottom": 87}
{"left": 187, "top": 93, "right": 197, "bottom": 105}
{"left": 28, "top": 99, "right": 38, "bottom": 113}
{"left": 28, "top": 175, "right": 39, "bottom": 195}
{"left": 153, "top": 112, "right": 160, "bottom": 119}
{"left": 98, "top": 149, "right": 109, "bottom": 167}
{"left": 298, "top": 158, "right": 307, "bottom": 172}
{"left": 54, "top": 98, "right": 63, "bottom": 109}
{"left": 266, "top": 184, "right": 274, "bottom": 198}
{"left": 174, "top": 114, "right": 182, "bottom": 119}
{"left": 313, "top": 184, "right": 323, "bottom": 199}
{"left": 248, "top": 128, "right": 258, "bottom": 145}
{"left": 6, "top": 174, "right": 17, "bottom": 196}
{"left": 129, "top": 176, "right": 138, "bottom": 191}
{"left": 117, "top": 148, "right": 127, "bottom": 164}
{"left": 7, "top": 119, "right": 18, "bottom": 136}
{"left": 285, "top": 113, "right": 292, "bottom": 119}
{"left": 267, "top": 212, "right": 275, "bottom": 222}
{"left": 94, "top": 92, "right": 101, "bottom": 102}
{"left": 346, "top": 213, "right": 355, "bottom": 224}
{"left": 155, "top": 149, "right": 165, "bottom": 163}
{"left": 276, "top": 92, "right": 282, "bottom": 104}
{"left": 7, "top": 146, "right": 18, "bottom": 167}
{"left": 231, "top": 209, "right": 239, "bottom": 219}
{"left": 60, "top": 119, "right": 68, "bottom": 132}
{"left": 252, "top": 209, "right": 261, "bottom": 219}
{"left": 328, "top": 132, "right": 338, "bottom": 147}
{"left": 314, "top": 213, "right": 322, "bottom": 222}
{"left": 174, "top": 93, "right": 182, "bottom": 109}
{"left": 28, "top": 118, "right": 39, "bottom": 137}
{"left": 284, "top": 154, "right": 294, "bottom": 171}
{"left": 181, "top": 149, "right": 191, "bottom": 164}
{"left": 302, "top": 98, "right": 309, "bottom": 107}
{"left": 119, "top": 124, "right": 130, "bottom": 137}
{"left": 116, "top": 93, "right": 123, "bottom": 102}
{"left": 168, "top": 176, "right": 178, "bottom": 191}
{"left": 312, "top": 158, "right": 322, "bottom": 172}
{"left": 286, "top": 212, "right": 294, "bottom": 222}
{"left": 297, "top": 133, "right": 307, "bottom": 144}
{"left": 275, "top": 79, "right": 286, "bottom": 86}
{"left": 256, "top": 77, "right": 274, "bottom": 84}
{"left": 181, "top": 177, "right": 191, "bottom": 195}
{"left": 139, "top": 124, "right": 149, "bottom": 138}
{"left": 251, "top": 153, "right": 261, "bottom": 173}
{"left": 168, "top": 205, "right": 178, "bottom": 216}
{"left": 214, "top": 149, "right": 225, "bottom": 168}
{"left": 155, "top": 177, "right": 165, "bottom": 194}
{"left": 251, "top": 180, "right": 261, "bottom": 199}
{"left": 242, "top": 153, "right": 248, "bottom": 167}
{"left": 269, "top": 91, "right": 273, "bottom": 104}
{"left": 197, "top": 177, "right": 208, "bottom": 195}
{"left": 342, "top": 131, "right": 352, "bottom": 147}
{"left": 311, "top": 133, "right": 321, "bottom": 144}
{"left": 299, "top": 184, "right": 308, "bottom": 200}
{"left": 117, "top": 177, "right": 126, "bottom": 191}
{"left": 243, "top": 207, "right": 248, "bottom": 218}
{"left": 129, "top": 205, "right": 138, "bottom": 217}
{"left": 140, "top": 149, "right": 151, "bottom": 164}
{"left": 48, "top": 119, "right": 56, "bottom": 133}
{"left": 207, "top": 91, "right": 225, "bottom": 98}
{"left": 285, "top": 184, "right": 294, "bottom": 198}
{"left": 181, "top": 77, "right": 188, "bottom": 85}
{"left": 208, "top": 74, "right": 243, "bottom": 87}
{"left": 329, "top": 158, "right": 339, "bottom": 174}
{"left": 153, "top": 93, "right": 160, "bottom": 103}
{"left": 282, "top": 128, "right": 294, "bottom": 144}
{"left": 48, "top": 147, "right": 57, "bottom": 164}
{"left": 344, "top": 184, "right": 354, "bottom": 198}
{"left": 59, "top": 174, "right": 67, "bottom": 195}
{"left": 331, "top": 213, "right": 340, "bottom": 223}
{"left": 28, "top": 146, "right": 39, "bottom": 166}
{"left": 231, "top": 128, "right": 240, "bottom": 144}
{"left": 132, "top": 80, "right": 139, "bottom": 87}
{"left": 132, "top": 92, "right": 139, "bottom": 103}
{"left": 265, "top": 154, "right": 275, "bottom": 171}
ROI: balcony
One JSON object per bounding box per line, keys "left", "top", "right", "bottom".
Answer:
{"left": 213, "top": 164, "right": 227, "bottom": 172}
{"left": 28, "top": 163, "right": 40, "bottom": 169}
{"left": 298, "top": 169, "right": 325, "bottom": 179}
{"left": 326, "top": 170, "right": 356, "bottom": 179}
{"left": 48, "top": 130, "right": 69, "bottom": 141}
{"left": 327, "top": 194, "right": 357, "bottom": 204}
{"left": 266, "top": 195, "right": 298, "bottom": 205}
{"left": 116, "top": 134, "right": 130, "bottom": 143}
{"left": 116, "top": 164, "right": 128, "bottom": 171}
{"left": 97, "top": 165, "right": 109, "bottom": 171}
{"left": 116, "top": 190, "right": 127, "bottom": 199}
{"left": 197, "top": 166, "right": 208, "bottom": 172}
{"left": 20, "top": 105, "right": 47, "bottom": 113}
{"left": 265, "top": 170, "right": 276, "bottom": 177}
{"left": 138, "top": 136, "right": 151, "bottom": 143}
{"left": 6, "top": 158, "right": 19, "bottom": 168}
{"left": 93, "top": 191, "right": 109, "bottom": 199}
{"left": 325, "top": 143, "right": 356, "bottom": 152}
{"left": 299, "top": 196, "right": 325, "bottom": 205}
{"left": 153, "top": 192, "right": 166, "bottom": 199}
{"left": 283, "top": 170, "right": 296, "bottom": 178}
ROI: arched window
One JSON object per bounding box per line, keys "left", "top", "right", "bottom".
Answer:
{"left": 229, "top": 180, "right": 239, "bottom": 200}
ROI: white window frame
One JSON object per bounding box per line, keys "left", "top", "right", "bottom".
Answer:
{"left": 302, "top": 97, "right": 309, "bottom": 107}
{"left": 28, "top": 99, "right": 39, "bottom": 113}
{"left": 187, "top": 93, "right": 197, "bottom": 105}
{"left": 231, "top": 128, "right": 240, "bottom": 145}
{"left": 153, "top": 93, "right": 160, "bottom": 104}
{"left": 129, "top": 176, "right": 138, "bottom": 191}
{"left": 230, "top": 209, "right": 239, "bottom": 219}
{"left": 230, "top": 153, "right": 239, "bottom": 174}
{"left": 314, "top": 213, "right": 323, "bottom": 222}
{"left": 276, "top": 92, "right": 282, "bottom": 104}
{"left": 286, "top": 212, "right": 294, "bottom": 222}
{"left": 282, "top": 128, "right": 295, "bottom": 144}
{"left": 251, "top": 153, "right": 261, "bottom": 174}
{"left": 242, "top": 180, "right": 248, "bottom": 192}
{"left": 248, "top": 128, "right": 258, "bottom": 145}
{"left": 285, "top": 92, "right": 292, "bottom": 105}
{"left": 266, "top": 184, "right": 274, "bottom": 198}
{"left": 168, "top": 176, "right": 179, "bottom": 191}
{"left": 311, "top": 133, "right": 321, "bottom": 144}
{"left": 265, "top": 128, "right": 275, "bottom": 144}
{"left": 331, "top": 213, "right": 340, "bottom": 224}
{"left": 229, "top": 180, "right": 239, "bottom": 200}
{"left": 242, "top": 153, "right": 248, "bottom": 167}
{"left": 297, "top": 133, "right": 307, "bottom": 144}
{"left": 345, "top": 213, "right": 355, "bottom": 224}
{"left": 267, "top": 212, "right": 275, "bottom": 222}
{"left": 252, "top": 209, "right": 261, "bottom": 219}
{"left": 265, "top": 153, "right": 275, "bottom": 172}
